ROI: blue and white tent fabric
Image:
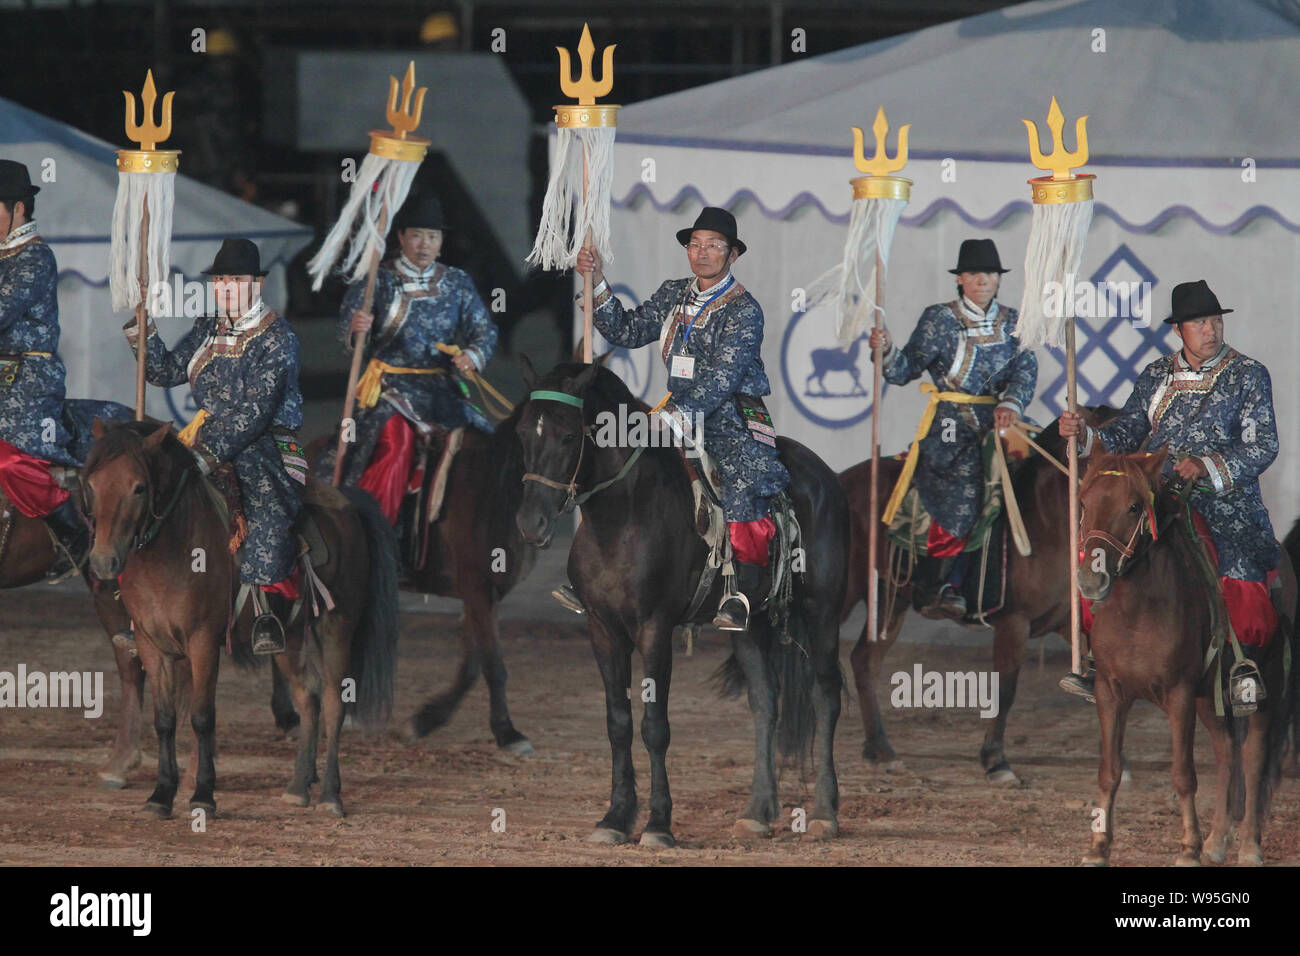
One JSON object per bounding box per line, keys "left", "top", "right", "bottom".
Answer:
{"left": 579, "top": 0, "right": 1299, "bottom": 525}
{"left": 0, "top": 95, "right": 312, "bottom": 426}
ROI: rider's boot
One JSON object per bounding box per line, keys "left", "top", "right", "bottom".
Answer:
{"left": 713, "top": 562, "right": 762, "bottom": 632}
{"left": 43, "top": 498, "right": 89, "bottom": 581}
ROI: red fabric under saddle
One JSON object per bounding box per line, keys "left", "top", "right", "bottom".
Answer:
{"left": 0, "top": 439, "right": 69, "bottom": 517}
{"left": 1080, "top": 510, "right": 1277, "bottom": 648}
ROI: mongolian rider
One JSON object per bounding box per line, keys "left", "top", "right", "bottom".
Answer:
{"left": 315, "top": 191, "right": 497, "bottom": 529}
{"left": 1059, "top": 279, "right": 1280, "bottom": 704}
{"left": 569, "top": 206, "right": 789, "bottom": 632}
{"left": 870, "top": 238, "right": 1037, "bottom": 618}
{"left": 125, "top": 237, "right": 305, "bottom": 655}
{"left": 0, "top": 159, "right": 97, "bottom": 576}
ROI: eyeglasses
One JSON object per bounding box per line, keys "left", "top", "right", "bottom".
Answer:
{"left": 686, "top": 240, "right": 730, "bottom": 254}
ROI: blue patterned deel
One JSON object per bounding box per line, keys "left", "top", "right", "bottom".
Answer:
{"left": 592, "top": 275, "right": 789, "bottom": 522}
{"left": 315, "top": 258, "right": 498, "bottom": 487}
{"left": 126, "top": 304, "right": 304, "bottom": 586}
{"left": 882, "top": 297, "right": 1037, "bottom": 538}
{"left": 1094, "top": 345, "right": 1280, "bottom": 582}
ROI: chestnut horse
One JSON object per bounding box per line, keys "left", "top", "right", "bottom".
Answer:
{"left": 1076, "top": 448, "right": 1296, "bottom": 865}
{"left": 514, "top": 361, "right": 849, "bottom": 845}
{"left": 83, "top": 420, "right": 399, "bottom": 817}
{"left": 840, "top": 411, "right": 1113, "bottom": 783}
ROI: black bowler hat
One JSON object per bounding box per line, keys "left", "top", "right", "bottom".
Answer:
{"left": 201, "top": 238, "right": 267, "bottom": 276}
{"left": 1164, "top": 279, "right": 1233, "bottom": 325}
{"left": 676, "top": 206, "right": 746, "bottom": 256}
{"left": 0, "top": 160, "right": 39, "bottom": 201}
{"left": 948, "top": 238, "right": 1009, "bottom": 275}
{"left": 393, "top": 192, "right": 446, "bottom": 232}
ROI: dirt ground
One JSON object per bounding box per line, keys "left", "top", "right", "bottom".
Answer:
{"left": 0, "top": 585, "right": 1297, "bottom": 867}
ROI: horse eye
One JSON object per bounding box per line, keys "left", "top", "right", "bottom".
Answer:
{"left": 1127, "top": 502, "right": 1140, "bottom": 514}
{"left": 133, "top": 483, "right": 146, "bottom": 496}
{"left": 561, "top": 433, "right": 576, "bottom": 445}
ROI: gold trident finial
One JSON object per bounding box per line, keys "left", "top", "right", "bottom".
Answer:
{"left": 852, "top": 108, "right": 909, "bottom": 177}
{"left": 1024, "top": 97, "right": 1089, "bottom": 181}
{"left": 558, "top": 23, "right": 615, "bottom": 106}
{"left": 385, "top": 62, "right": 427, "bottom": 140}
{"left": 123, "top": 70, "right": 174, "bottom": 151}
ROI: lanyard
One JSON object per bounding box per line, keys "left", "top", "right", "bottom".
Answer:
{"left": 681, "top": 275, "right": 734, "bottom": 345}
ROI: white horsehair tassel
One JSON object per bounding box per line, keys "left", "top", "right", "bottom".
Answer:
{"left": 1015, "top": 198, "right": 1094, "bottom": 348}
{"left": 527, "top": 126, "right": 616, "bottom": 271}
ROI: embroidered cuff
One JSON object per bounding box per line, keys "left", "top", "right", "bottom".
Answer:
{"left": 879, "top": 343, "right": 896, "bottom": 366}
{"left": 464, "top": 346, "right": 483, "bottom": 371}
{"left": 591, "top": 277, "right": 613, "bottom": 311}
{"left": 122, "top": 317, "right": 158, "bottom": 348}
{"left": 1199, "top": 453, "right": 1231, "bottom": 493}
{"left": 995, "top": 398, "right": 1022, "bottom": 416}
{"left": 1079, "top": 425, "right": 1095, "bottom": 456}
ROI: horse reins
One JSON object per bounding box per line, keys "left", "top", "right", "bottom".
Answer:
{"left": 85, "top": 447, "right": 197, "bottom": 553}
{"left": 521, "top": 389, "right": 646, "bottom": 513}
{"left": 1080, "top": 469, "right": 1184, "bottom": 577}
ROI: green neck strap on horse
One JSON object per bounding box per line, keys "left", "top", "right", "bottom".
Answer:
{"left": 135, "top": 465, "right": 195, "bottom": 551}
{"left": 528, "top": 388, "right": 646, "bottom": 507}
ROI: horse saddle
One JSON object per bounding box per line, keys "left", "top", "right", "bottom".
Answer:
{"left": 677, "top": 445, "right": 802, "bottom": 626}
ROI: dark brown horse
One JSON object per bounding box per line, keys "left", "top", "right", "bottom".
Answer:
{"left": 306, "top": 398, "right": 539, "bottom": 753}
{"left": 0, "top": 493, "right": 142, "bottom": 787}
{"left": 84, "top": 420, "right": 398, "bottom": 817}
{"left": 514, "top": 361, "right": 848, "bottom": 845}
{"left": 1077, "top": 448, "right": 1296, "bottom": 865}
{"left": 841, "top": 412, "right": 1112, "bottom": 783}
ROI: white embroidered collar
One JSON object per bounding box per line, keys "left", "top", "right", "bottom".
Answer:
{"left": 0, "top": 221, "right": 37, "bottom": 250}
{"left": 218, "top": 297, "right": 269, "bottom": 333}
{"left": 397, "top": 255, "right": 439, "bottom": 281}
{"left": 1174, "top": 343, "right": 1229, "bottom": 376}
{"left": 686, "top": 272, "right": 734, "bottom": 309}
{"left": 959, "top": 294, "right": 998, "bottom": 325}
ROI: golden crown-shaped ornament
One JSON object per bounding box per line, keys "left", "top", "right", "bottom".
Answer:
{"left": 553, "top": 24, "right": 619, "bottom": 129}
{"left": 849, "top": 108, "right": 911, "bottom": 201}
{"left": 116, "top": 71, "right": 180, "bottom": 174}
{"left": 1023, "top": 97, "right": 1094, "bottom": 204}
{"left": 368, "top": 62, "right": 431, "bottom": 163}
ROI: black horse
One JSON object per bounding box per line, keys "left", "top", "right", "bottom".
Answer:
{"left": 514, "top": 360, "right": 849, "bottom": 846}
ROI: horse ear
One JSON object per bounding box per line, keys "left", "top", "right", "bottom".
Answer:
{"left": 518, "top": 353, "right": 538, "bottom": 392}
{"left": 1144, "top": 445, "right": 1171, "bottom": 480}
{"left": 594, "top": 349, "right": 614, "bottom": 368}
{"left": 571, "top": 361, "right": 600, "bottom": 395}
{"left": 144, "top": 422, "right": 173, "bottom": 449}
{"left": 91, "top": 417, "right": 105, "bottom": 440}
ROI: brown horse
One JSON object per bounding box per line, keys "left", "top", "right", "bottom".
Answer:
{"left": 1076, "top": 448, "right": 1296, "bottom": 866}
{"left": 0, "top": 492, "right": 143, "bottom": 786}
{"left": 83, "top": 420, "right": 399, "bottom": 817}
{"left": 841, "top": 412, "right": 1112, "bottom": 783}
{"left": 306, "top": 398, "right": 539, "bottom": 754}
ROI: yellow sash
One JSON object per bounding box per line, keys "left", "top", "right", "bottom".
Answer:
{"left": 356, "top": 359, "right": 443, "bottom": 408}
{"left": 881, "top": 383, "right": 998, "bottom": 525}
{"left": 177, "top": 408, "right": 211, "bottom": 448}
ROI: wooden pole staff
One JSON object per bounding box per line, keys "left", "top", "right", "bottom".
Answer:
{"left": 868, "top": 250, "right": 884, "bottom": 642}
{"left": 1066, "top": 316, "right": 1081, "bottom": 675}
{"left": 134, "top": 199, "right": 150, "bottom": 420}
{"left": 582, "top": 147, "right": 593, "bottom": 364}
{"left": 333, "top": 207, "right": 390, "bottom": 487}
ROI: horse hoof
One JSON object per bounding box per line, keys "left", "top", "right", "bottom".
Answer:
{"left": 1079, "top": 853, "right": 1107, "bottom": 867}
{"left": 639, "top": 830, "right": 675, "bottom": 849}
{"left": 280, "top": 792, "right": 310, "bottom": 808}
{"left": 140, "top": 801, "right": 171, "bottom": 819}
{"left": 399, "top": 720, "right": 423, "bottom": 746}
{"left": 99, "top": 772, "right": 128, "bottom": 790}
{"left": 806, "top": 818, "right": 838, "bottom": 841}
{"left": 189, "top": 800, "right": 216, "bottom": 815}
{"left": 501, "top": 739, "right": 535, "bottom": 757}
{"left": 1175, "top": 853, "right": 1202, "bottom": 867}
{"left": 986, "top": 768, "right": 1020, "bottom": 786}
{"left": 1238, "top": 848, "right": 1264, "bottom": 867}
{"left": 1120, "top": 768, "right": 1133, "bottom": 785}
{"left": 1203, "top": 847, "right": 1227, "bottom": 866}
{"left": 586, "top": 827, "right": 627, "bottom": 845}
{"left": 317, "top": 800, "right": 345, "bottom": 818}
{"left": 732, "top": 818, "right": 771, "bottom": 841}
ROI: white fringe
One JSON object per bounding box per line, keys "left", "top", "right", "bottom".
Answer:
{"left": 307, "top": 154, "right": 420, "bottom": 291}
{"left": 526, "top": 126, "right": 616, "bottom": 271}
{"left": 1015, "top": 198, "right": 1094, "bottom": 348}
{"left": 806, "top": 196, "right": 907, "bottom": 347}
{"left": 109, "top": 172, "right": 176, "bottom": 316}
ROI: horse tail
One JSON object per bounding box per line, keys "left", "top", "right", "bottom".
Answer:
{"left": 710, "top": 653, "right": 746, "bottom": 699}
{"left": 1227, "top": 716, "right": 1247, "bottom": 821}
{"left": 773, "top": 624, "right": 817, "bottom": 766}
{"left": 341, "top": 487, "right": 400, "bottom": 730}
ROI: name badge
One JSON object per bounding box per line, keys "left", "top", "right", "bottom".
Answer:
{"left": 670, "top": 354, "right": 696, "bottom": 380}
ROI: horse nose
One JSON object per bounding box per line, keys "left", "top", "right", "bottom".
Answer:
{"left": 89, "top": 552, "right": 121, "bottom": 582}
{"left": 515, "top": 508, "right": 551, "bottom": 547}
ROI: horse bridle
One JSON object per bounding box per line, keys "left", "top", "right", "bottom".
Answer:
{"left": 83, "top": 447, "right": 197, "bottom": 553}
{"left": 1079, "top": 470, "right": 1185, "bottom": 578}
{"left": 520, "top": 389, "right": 646, "bottom": 514}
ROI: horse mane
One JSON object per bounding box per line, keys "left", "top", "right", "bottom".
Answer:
{"left": 535, "top": 361, "right": 648, "bottom": 416}
{"left": 84, "top": 419, "right": 212, "bottom": 538}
